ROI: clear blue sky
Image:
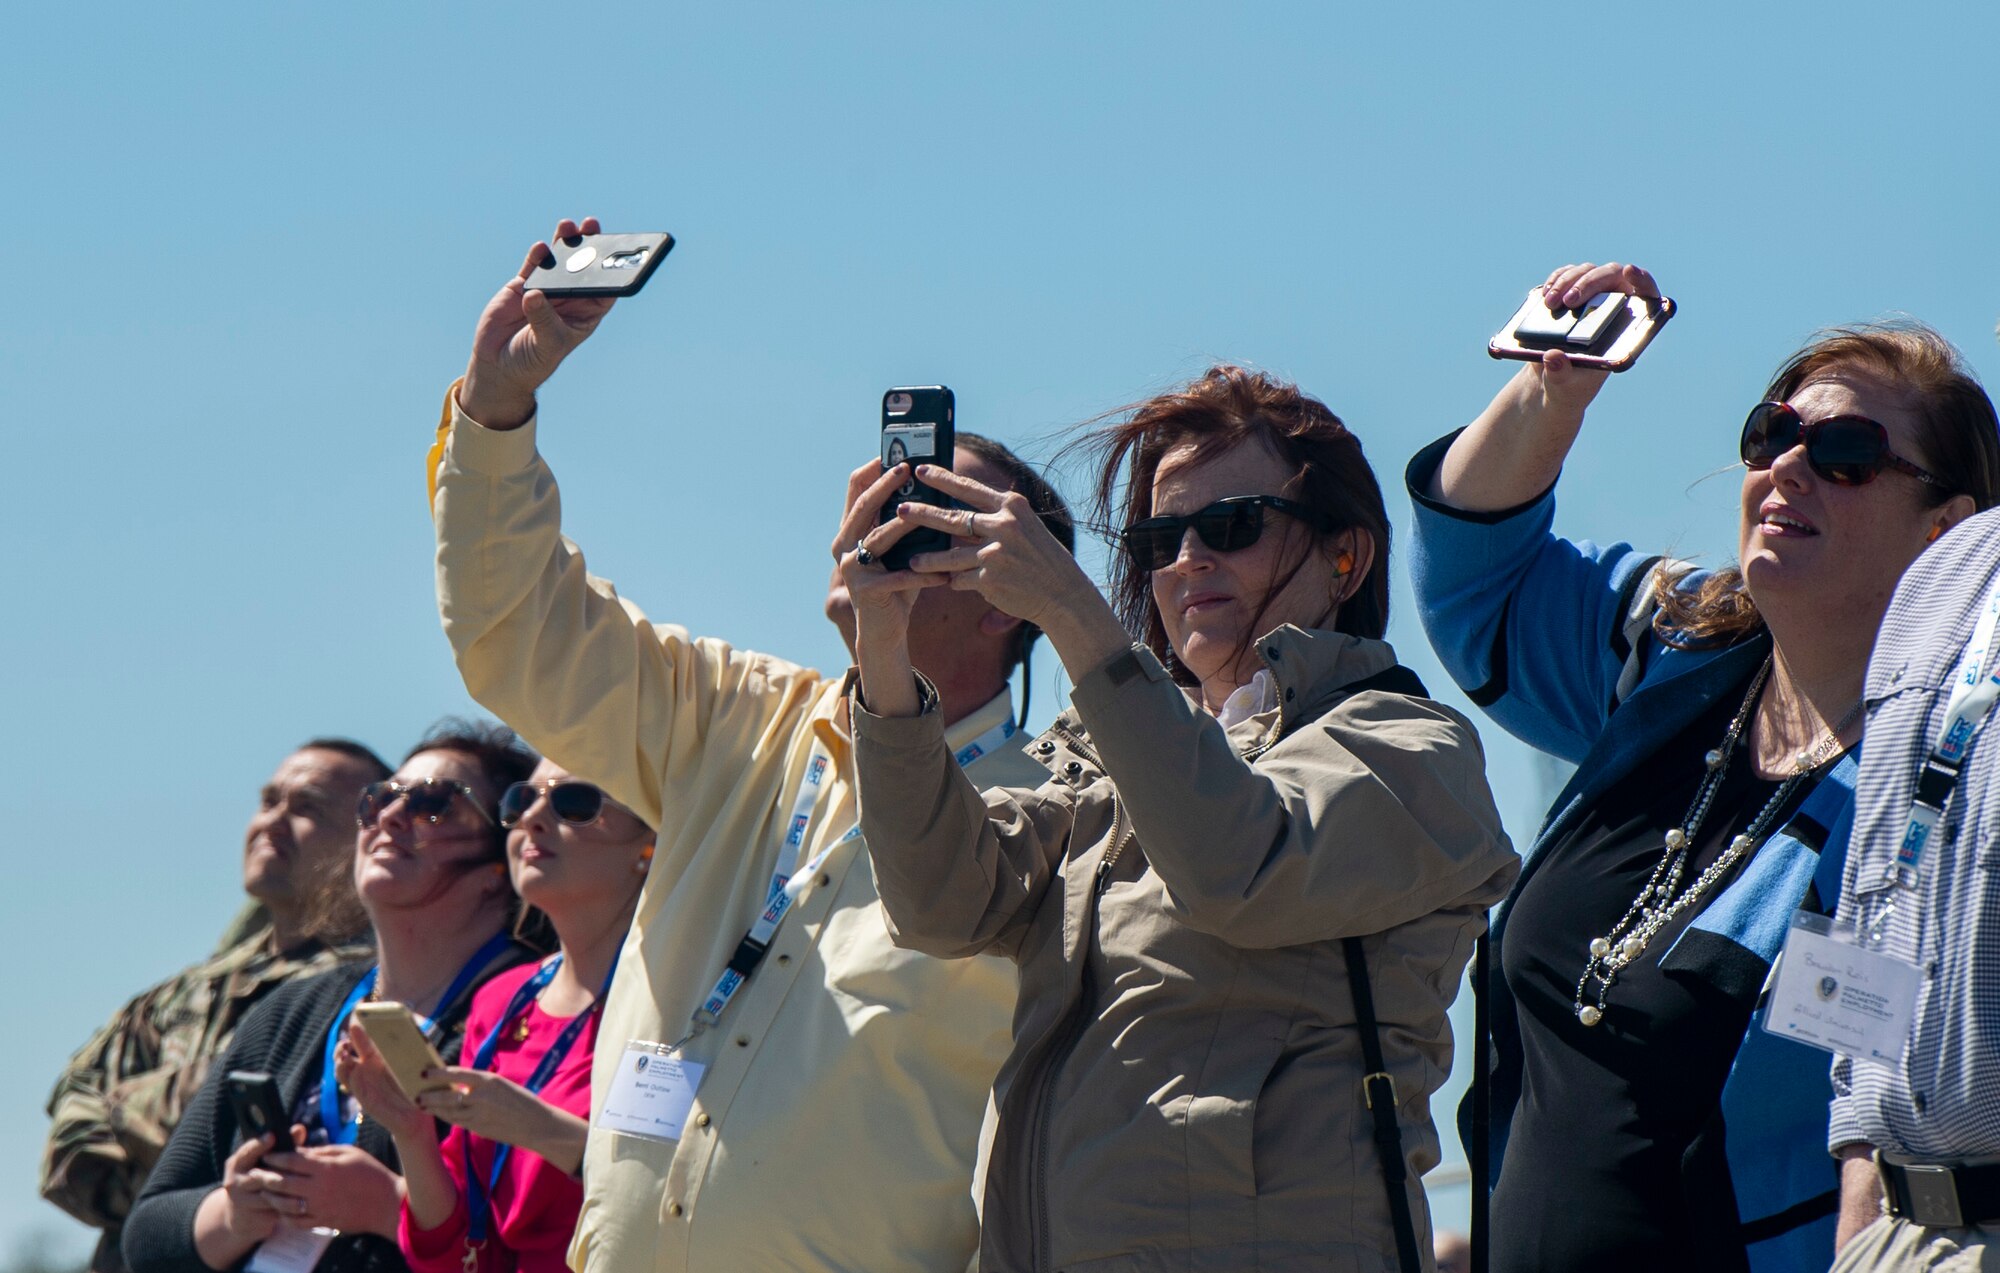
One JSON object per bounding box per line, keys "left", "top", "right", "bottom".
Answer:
{"left": 6, "top": 1, "right": 1998, "bottom": 1257}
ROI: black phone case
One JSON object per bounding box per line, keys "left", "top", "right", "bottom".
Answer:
{"left": 225, "top": 1070, "right": 294, "bottom": 1152}
{"left": 524, "top": 232, "right": 675, "bottom": 298}
{"left": 879, "top": 386, "right": 956, "bottom": 571}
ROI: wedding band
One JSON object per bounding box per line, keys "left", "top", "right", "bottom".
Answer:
{"left": 856, "top": 548, "right": 875, "bottom": 566}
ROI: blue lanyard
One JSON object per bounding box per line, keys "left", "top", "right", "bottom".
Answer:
{"left": 686, "top": 715, "right": 1013, "bottom": 1039}
{"left": 463, "top": 952, "right": 618, "bottom": 1246}
{"left": 319, "top": 931, "right": 515, "bottom": 1145}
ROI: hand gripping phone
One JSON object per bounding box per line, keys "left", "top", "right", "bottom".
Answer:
{"left": 351, "top": 1002, "right": 451, "bottom": 1100}
{"left": 523, "top": 231, "right": 675, "bottom": 298}
{"left": 879, "top": 386, "right": 957, "bottom": 571}
{"left": 225, "top": 1072, "right": 294, "bottom": 1153}
{"left": 1489, "top": 287, "right": 1676, "bottom": 372}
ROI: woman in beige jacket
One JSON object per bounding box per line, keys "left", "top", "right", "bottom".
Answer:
{"left": 840, "top": 366, "right": 1518, "bottom": 1273}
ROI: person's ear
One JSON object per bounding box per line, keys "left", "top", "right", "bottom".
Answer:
{"left": 1329, "top": 529, "right": 1376, "bottom": 604}
{"left": 978, "top": 608, "right": 1025, "bottom": 638}
{"left": 1931, "top": 493, "right": 1978, "bottom": 543}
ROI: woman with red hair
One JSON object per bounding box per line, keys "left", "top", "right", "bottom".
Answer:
{"left": 837, "top": 365, "right": 1517, "bottom": 1271}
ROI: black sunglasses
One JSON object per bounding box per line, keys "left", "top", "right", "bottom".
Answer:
{"left": 1739, "top": 401, "right": 1948, "bottom": 489}
{"left": 356, "top": 779, "right": 497, "bottom": 830}
{"left": 1121, "top": 496, "right": 1334, "bottom": 572}
{"left": 497, "top": 780, "right": 608, "bottom": 828}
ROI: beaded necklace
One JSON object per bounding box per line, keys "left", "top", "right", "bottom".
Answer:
{"left": 1572, "top": 657, "right": 1858, "bottom": 1027}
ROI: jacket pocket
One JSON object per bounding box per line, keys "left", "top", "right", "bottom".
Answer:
{"left": 1179, "top": 1028, "right": 1287, "bottom": 1250}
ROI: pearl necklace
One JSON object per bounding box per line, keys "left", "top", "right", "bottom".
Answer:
{"left": 1572, "top": 657, "right": 1856, "bottom": 1027}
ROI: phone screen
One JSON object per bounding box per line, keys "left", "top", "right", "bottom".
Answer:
{"left": 878, "top": 387, "right": 955, "bottom": 570}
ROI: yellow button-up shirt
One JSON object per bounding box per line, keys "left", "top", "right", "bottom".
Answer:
{"left": 430, "top": 391, "right": 1046, "bottom": 1272}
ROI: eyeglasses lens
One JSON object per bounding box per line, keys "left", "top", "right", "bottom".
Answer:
{"left": 1808, "top": 419, "right": 1886, "bottom": 485}
{"left": 1201, "top": 503, "right": 1264, "bottom": 553}
{"left": 549, "top": 783, "right": 605, "bottom": 824}
{"left": 498, "top": 781, "right": 605, "bottom": 828}
{"left": 1740, "top": 404, "right": 1798, "bottom": 470}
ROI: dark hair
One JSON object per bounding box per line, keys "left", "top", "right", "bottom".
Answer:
{"left": 1656, "top": 322, "right": 2000, "bottom": 645}
{"left": 296, "top": 737, "right": 391, "bottom": 783}
{"left": 1078, "top": 365, "right": 1390, "bottom": 684}
{"left": 958, "top": 431, "right": 1077, "bottom": 719}
{"left": 401, "top": 718, "right": 539, "bottom": 810}
{"left": 400, "top": 718, "right": 539, "bottom": 906}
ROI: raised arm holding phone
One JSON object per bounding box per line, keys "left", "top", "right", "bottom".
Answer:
{"left": 1406, "top": 262, "right": 2000, "bottom": 1272}
{"left": 428, "top": 217, "right": 1076, "bottom": 1273}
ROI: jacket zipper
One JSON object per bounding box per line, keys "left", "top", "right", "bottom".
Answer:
{"left": 1027, "top": 720, "right": 1134, "bottom": 1272}
{"left": 1240, "top": 682, "right": 1291, "bottom": 763}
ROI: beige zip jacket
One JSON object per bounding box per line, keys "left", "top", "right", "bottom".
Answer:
{"left": 851, "top": 627, "right": 1518, "bottom": 1273}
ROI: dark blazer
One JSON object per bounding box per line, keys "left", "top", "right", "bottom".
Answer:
{"left": 1406, "top": 433, "right": 1854, "bottom": 1273}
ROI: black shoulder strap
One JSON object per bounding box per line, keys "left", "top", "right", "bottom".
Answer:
{"left": 1471, "top": 928, "right": 1491, "bottom": 1273}
{"left": 1344, "top": 935, "right": 1424, "bottom": 1273}
{"left": 1343, "top": 663, "right": 1431, "bottom": 700}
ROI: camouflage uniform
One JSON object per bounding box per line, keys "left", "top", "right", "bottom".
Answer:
{"left": 41, "top": 917, "right": 370, "bottom": 1273}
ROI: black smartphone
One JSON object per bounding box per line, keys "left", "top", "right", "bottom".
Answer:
{"left": 879, "top": 386, "right": 956, "bottom": 571}
{"left": 225, "top": 1071, "right": 294, "bottom": 1153}
{"left": 524, "top": 232, "right": 675, "bottom": 298}
{"left": 1489, "top": 288, "right": 1676, "bottom": 372}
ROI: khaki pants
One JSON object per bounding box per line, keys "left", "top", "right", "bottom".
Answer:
{"left": 1834, "top": 1215, "right": 2000, "bottom": 1271}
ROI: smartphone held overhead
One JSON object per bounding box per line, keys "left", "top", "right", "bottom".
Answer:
{"left": 525, "top": 231, "right": 675, "bottom": 298}
{"left": 1490, "top": 287, "right": 1675, "bottom": 371}
{"left": 879, "top": 386, "right": 957, "bottom": 570}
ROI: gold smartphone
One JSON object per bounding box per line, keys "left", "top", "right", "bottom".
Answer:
{"left": 351, "top": 1002, "right": 451, "bottom": 1100}
{"left": 1489, "top": 288, "right": 1676, "bottom": 372}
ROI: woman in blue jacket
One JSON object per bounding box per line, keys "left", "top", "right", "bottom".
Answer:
{"left": 1407, "top": 261, "right": 2000, "bottom": 1272}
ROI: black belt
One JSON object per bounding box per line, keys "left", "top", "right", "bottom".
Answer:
{"left": 1879, "top": 1153, "right": 2000, "bottom": 1228}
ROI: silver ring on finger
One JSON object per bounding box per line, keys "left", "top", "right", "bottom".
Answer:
{"left": 855, "top": 547, "right": 875, "bottom": 567}
{"left": 962, "top": 510, "right": 979, "bottom": 534}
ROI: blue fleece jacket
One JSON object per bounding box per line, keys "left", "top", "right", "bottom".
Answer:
{"left": 1405, "top": 432, "right": 1851, "bottom": 1273}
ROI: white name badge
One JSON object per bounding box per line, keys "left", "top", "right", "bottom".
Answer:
{"left": 1763, "top": 911, "right": 1922, "bottom": 1063}
{"left": 245, "top": 1226, "right": 337, "bottom": 1273}
{"left": 597, "top": 1041, "right": 707, "bottom": 1142}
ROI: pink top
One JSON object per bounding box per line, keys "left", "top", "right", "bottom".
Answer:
{"left": 398, "top": 961, "right": 598, "bottom": 1273}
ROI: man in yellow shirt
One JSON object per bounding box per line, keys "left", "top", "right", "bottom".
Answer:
{"left": 429, "top": 218, "right": 1073, "bottom": 1272}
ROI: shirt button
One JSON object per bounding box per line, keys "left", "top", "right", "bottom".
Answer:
{"left": 1036, "top": 740, "right": 1056, "bottom": 755}
{"left": 668, "top": 1202, "right": 684, "bottom": 1217}
{"left": 735, "top": 1036, "right": 751, "bottom": 1047}
{"left": 697, "top": 1113, "right": 712, "bottom": 1128}
{"left": 1914, "top": 1092, "right": 1929, "bottom": 1114}
{"left": 777, "top": 953, "right": 791, "bottom": 965}
{"left": 818, "top": 873, "right": 830, "bottom": 886}
{"left": 1063, "top": 762, "right": 1083, "bottom": 778}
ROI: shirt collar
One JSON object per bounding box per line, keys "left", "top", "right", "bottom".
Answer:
{"left": 1215, "top": 668, "right": 1279, "bottom": 729}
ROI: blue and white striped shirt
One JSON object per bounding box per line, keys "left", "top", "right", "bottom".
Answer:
{"left": 1830, "top": 506, "right": 2000, "bottom": 1156}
